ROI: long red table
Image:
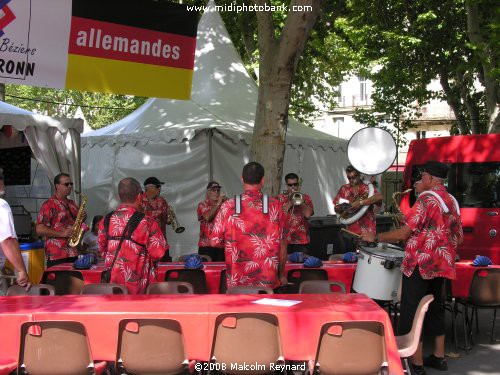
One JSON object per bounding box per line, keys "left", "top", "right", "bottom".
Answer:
{"left": 42, "top": 261, "right": 499, "bottom": 298}
{"left": 0, "top": 293, "right": 403, "bottom": 374}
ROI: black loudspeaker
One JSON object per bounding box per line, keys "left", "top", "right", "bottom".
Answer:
{"left": 307, "top": 216, "right": 345, "bottom": 260}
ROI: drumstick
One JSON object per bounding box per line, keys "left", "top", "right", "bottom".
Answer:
{"left": 341, "top": 228, "right": 362, "bottom": 238}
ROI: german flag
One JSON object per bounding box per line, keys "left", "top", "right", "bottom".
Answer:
{"left": 66, "top": 0, "right": 199, "bottom": 99}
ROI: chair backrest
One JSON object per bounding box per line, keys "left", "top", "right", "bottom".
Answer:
{"left": 298, "top": 280, "right": 346, "bottom": 294}
{"left": 315, "top": 321, "right": 387, "bottom": 375}
{"left": 211, "top": 313, "right": 283, "bottom": 374}
{"left": 286, "top": 268, "right": 328, "bottom": 293}
{"left": 469, "top": 268, "right": 500, "bottom": 305}
{"left": 397, "top": 294, "right": 434, "bottom": 359}
{"left": 116, "top": 319, "right": 188, "bottom": 374}
{"left": 226, "top": 285, "right": 274, "bottom": 294}
{"left": 7, "top": 284, "right": 55, "bottom": 296}
{"left": 219, "top": 269, "right": 228, "bottom": 294}
{"left": 41, "top": 270, "right": 85, "bottom": 295}
{"left": 18, "top": 321, "right": 95, "bottom": 375}
{"left": 165, "top": 269, "right": 207, "bottom": 294}
{"left": 328, "top": 254, "right": 344, "bottom": 261}
{"left": 178, "top": 254, "right": 212, "bottom": 262}
{"left": 80, "top": 283, "right": 129, "bottom": 295}
{"left": 146, "top": 281, "right": 194, "bottom": 294}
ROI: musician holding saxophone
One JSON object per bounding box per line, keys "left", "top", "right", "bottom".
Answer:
{"left": 197, "top": 181, "right": 226, "bottom": 261}
{"left": 277, "top": 173, "right": 314, "bottom": 254}
{"left": 36, "top": 173, "right": 89, "bottom": 267}
{"left": 333, "top": 165, "right": 383, "bottom": 251}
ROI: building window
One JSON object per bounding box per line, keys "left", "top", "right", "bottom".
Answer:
{"left": 358, "top": 75, "right": 367, "bottom": 102}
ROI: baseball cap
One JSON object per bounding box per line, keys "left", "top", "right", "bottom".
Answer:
{"left": 144, "top": 177, "right": 164, "bottom": 186}
{"left": 207, "top": 181, "right": 221, "bottom": 190}
{"left": 420, "top": 161, "right": 449, "bottom": 179}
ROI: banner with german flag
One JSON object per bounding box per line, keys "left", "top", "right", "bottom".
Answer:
{"left": 0, "top": 0, "right": 199, "bottom": 99}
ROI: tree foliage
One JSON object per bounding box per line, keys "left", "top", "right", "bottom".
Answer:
{"left": 5, "top": 85, "right": 147, "bottom": 129}
{"left": 342, "top": 0, "right": 499, "bottom": 135}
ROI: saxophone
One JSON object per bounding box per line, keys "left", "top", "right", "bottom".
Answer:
{"left": 68, "top": 191, "right": 87, "bottom": 247}
{"left": 391, "top": 189, "right": 412, "bottom": 228}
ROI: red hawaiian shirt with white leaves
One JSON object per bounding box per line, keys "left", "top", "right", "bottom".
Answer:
{"left": 333, "top": 182, "right": 380, "bottom": 235}
{"left": 139, "top": 193, "right": 169, "bottom": 235}
{"left": 98, "top": 204, "right": 168, "bottom": 294}
{"left": 36, "top": 195, "right": 88, "bottom": 261}
{"left": 197, "top": 199, "right": 223, "bottom": 248}
{"left": 211, "top": 189, "right": 287, "bottom": 289}
{"left": 401, "top": 185, "right": 463, "bottom": 280}
{"left": 277, "top": 193, "right": 314, "bottom": 244}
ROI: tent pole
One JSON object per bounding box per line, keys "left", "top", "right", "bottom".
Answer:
{"left": 208, "top": 129, "right": 213, "bottom": 180}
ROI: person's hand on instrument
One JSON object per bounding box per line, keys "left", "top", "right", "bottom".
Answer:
{"left": 361, "top": 233, "right": 376, "bottom": 243}
{"left": 61, "top": 227, "right": 73, "bottom": 238}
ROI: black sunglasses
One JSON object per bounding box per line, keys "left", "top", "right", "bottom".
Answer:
{"left": 347, "top": 175, "right": 359, "bottom": 180}
{"left": 60, "top": 182, "right": 74, "bottom": 187}
{"left": 287, "top": 183, "right": 299, "bottom": 187}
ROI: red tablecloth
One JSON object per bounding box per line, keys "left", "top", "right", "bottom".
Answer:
{"left": 43, "top": 260, "right": 500, "bottom": 298}
{"left": 43, "top": 261, "right": 357, "bottom": 294}
{"left": 0, "top": 294, "right": 403, "bottom": 374}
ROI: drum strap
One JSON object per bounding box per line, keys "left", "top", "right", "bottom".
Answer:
{"left": 235, "top": 194, "right": 268, "bottom": 214}
{"left": 420, "top": 191, "right": 460, "bottom": 215}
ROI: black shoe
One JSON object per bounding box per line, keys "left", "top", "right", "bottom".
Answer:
{"left": 409, "top": 363, "right": 426, "bottom": 375}
{"left": 424, "top": 354, "right": 448, "bottom": 371}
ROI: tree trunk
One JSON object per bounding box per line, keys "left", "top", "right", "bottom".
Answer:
{"left": 0, "top": 83, "right": 5, "bottom": 102}
{"left": 439, "top": 73, "right": 470, "bottom": 134}
{"left": 250, "top": 0, "right": 322, "bottom": 194}
{"left": 465, "top": 0, "right": 500, "bottom": 133}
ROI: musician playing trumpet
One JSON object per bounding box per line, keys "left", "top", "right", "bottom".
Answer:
{"left": 333, "top": 165, "right": 383, "bottom": 251}
{"left": 197, "top": 181, "right": 226, "bottom": 261}
{"left": 36, "top": 173, "right": 88, "bottom": 267}
{"left": 277, "top": 173, "right": 314, "bottom": 254}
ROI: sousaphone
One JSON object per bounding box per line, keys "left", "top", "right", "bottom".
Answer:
{"left": 340, "top": 127, "right": 397, "bottom": 225}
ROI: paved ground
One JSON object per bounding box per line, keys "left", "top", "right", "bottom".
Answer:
{"left": 423, "top": 308, "right": 500, "bottom": 375}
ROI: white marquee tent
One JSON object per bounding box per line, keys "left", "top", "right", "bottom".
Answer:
{"left": 0, "top": 100, "right": 83, "bottom": 192}
{"left": 81, "top": 3, "right": 349, "bottom": 257}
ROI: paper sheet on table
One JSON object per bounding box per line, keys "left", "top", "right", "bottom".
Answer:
{"left": 252, "top": 298, "right": 302, "bottom": 307}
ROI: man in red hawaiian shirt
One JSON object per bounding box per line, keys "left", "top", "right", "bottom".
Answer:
{"left": 212, "top": 162, "right": 287, "bottom": 290}
{"left": 36, "top": 173, "right": 88, "bottom": 267}
{"left": 139, "top": 177, "right": 169, "bottom": 236}
{"left": 333, "top": 165, "right": 383, "bottom": 250}
{"left": 197, "top": 181, "right": 226, "bottom": 261}
{"left": 98, "top": 177, "right": 168, "bottom": 294}
{"left": 277, "top": 173, "right": 314, "bottom": 254}
{"left": 362, "top": 161, "right": 463, "bottom": 375}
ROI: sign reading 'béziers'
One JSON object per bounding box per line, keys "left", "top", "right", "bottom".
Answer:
{"left": 0, "top": 0, "right": 199, "bottom": 99}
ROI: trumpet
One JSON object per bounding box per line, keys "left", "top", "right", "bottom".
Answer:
{"left": 290, "top": 191, "right": 304, "bottom": 206}
{"left": 167, "top": 205, "right": 185, "bottom": 234}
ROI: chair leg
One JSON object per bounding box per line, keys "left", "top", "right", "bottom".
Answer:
{"left": 475, "top": 306, "right": 480, "bottom": 334}
{"left": 492, "top": 308, "right": 498, "bottom": 344}
{"left": 403, "top": 357, "right": 411, "bottom": 374}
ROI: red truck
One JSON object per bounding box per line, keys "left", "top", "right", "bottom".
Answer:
{"left": 400, "top": 134, "right": 500, "bottom": 263}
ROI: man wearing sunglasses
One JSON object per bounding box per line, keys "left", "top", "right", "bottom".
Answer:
{"left": 361, "top": 161, "right": 463, "bottom": 374}
{"left": 36, "top": 173, "right": 88, "bottom": 267}
{"left": 277, "top": 173, "right": 314, "bottom": 254}
{"left": 333, "top": 165, "right": 383, "bottom": 250}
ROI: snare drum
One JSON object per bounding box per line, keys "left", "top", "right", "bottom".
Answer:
{"left": 352, "top": 243, "right": 404, "bottom": 301}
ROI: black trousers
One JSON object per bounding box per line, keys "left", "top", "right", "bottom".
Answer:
{"left": 287, "top": 243, "right": 309, "bottom": 254}
{"left": 399, "top": 267, "right": 446, "bottom": 337}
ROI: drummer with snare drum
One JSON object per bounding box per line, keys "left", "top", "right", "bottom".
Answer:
{"left": 361, "top": 161, "right": 463, "bottom": 374}
{"left": 333, "top": 165, "right": 383, "bottom": 251}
